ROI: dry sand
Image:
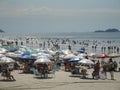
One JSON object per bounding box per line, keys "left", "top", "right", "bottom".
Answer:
{"left": 0, "top": 69, "right": 120, "bottom": 90}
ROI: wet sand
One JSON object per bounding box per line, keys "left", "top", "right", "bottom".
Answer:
{"left": 0, "top": 69, "right": 120, "bottom": 90}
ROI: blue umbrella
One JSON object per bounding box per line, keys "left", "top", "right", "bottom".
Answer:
{"left": 69, "top": 57, "right": 81, "bottom": 62}
{"left": 19, "top": 55, "right": 36, "bottom": 61}
{"left": 22, "top": 51, "right": 31, "bottom": 55}
{"left": 77, "top": 49, "right": 85, "bottom": 53}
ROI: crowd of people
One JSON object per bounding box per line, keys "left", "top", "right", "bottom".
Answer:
{"left": 0, "top": 37, "right": 120, "bottom": 81}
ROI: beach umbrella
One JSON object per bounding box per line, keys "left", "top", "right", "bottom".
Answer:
{"left": 77, "top": 53, "right": 87, "bottom": 59}
{"left": 19, "top": 55, "right": 36, "bottom": 61}
{"left": 0, "top": 56, "right": 15, "bottom": 64}
{"left": 37, "top": 49, "right": 50, "bottom": 54}
{"left": 97, "top": 54, "right": 109, "bottom": 58}
{"left": 5, "top": 52, "right": 21, "bottom": 58}
{"left": 34, "top": 57, "right": 51, "bottom": 64}
{"left": 88, "top": 53, "right": 97, "bottom": 58}
{"left": 21, "top": 51, "right": 31, "bottom": 55}
{"left": 0, "top": 54, "right": 5, "bottom": 58}
{"left": 78, "top": 59, "right": 94, "bottom": 65}
{"left": 63, "top": 53, "right": 76, "bottom": 60}
{"left": 77, "top": 49, "right": 85, "bottom": 53}
{"left": 55, "top": 50, "right": 64, "bottom": 55}
{"left": 68, "top": 57, "right": 81, "bottom": 62}
{"left": 36, "top": 55, "right": 48, "bottom": 59}
{"left": 31, "top": 53, "right": 38, "bottom": 57}
{"left": 37, "top": 53, "right": 53, "bottom": 59}
{"left": 48, "top": 50, "right": 56, "bottom": 55}
{"left": 0, "top": 48, "right": 7, "bottom": 54}
{"left": 2, "top": 46, "right": 18, "bottom": 52}
{"left": 59, "top": 54, "right": 65, "bottom": 60}
{"left": 63, "top": 50, "right": 72, "bottom": 54}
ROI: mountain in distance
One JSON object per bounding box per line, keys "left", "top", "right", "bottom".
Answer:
{"left": 94, "top": 28, "right": 120, "bottom": 32}
{"left": 0, "top": 29, "right": 5, "bottom": 33}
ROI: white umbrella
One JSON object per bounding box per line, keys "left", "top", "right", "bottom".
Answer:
{"left": 36, "top": 55, "right": 48, "bottom": 59}
{"left": 63, "top": 49, "right": 72, "bottom": 54}
{"left": 37, "top": 53, "right": 53, "bottom": 59}
{"left": 0, "top": 48, "right": 7, "bottom": 54}
{"left": 78, "top": 59, "right": 94, "bottom": 65}
{"left": 0, "top": 57, "right": 15, "bottom": 64}
{"left": 34, "top": 57, "right": 51, "bottom": 64}
{"left": 77, "top": 53, "right": 86, "bottom": 59}
{"left": 6, "top": 52, "right": 21, "bottom": 58}
{"left": 69, "top": 56, "right": 81, "bottom": 62}
{"left": 63, "top": 54, "right": 76, "bottom": 60}
{"left": 0, "top": 54, "right": 5, "bottom": 58}
{"left": 88, "top": 53, "right": 97, "bottom": 57}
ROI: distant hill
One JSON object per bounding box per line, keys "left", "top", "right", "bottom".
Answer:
{"left": 94, "top": 28, "right": 120, "bottom": 32}
{"left": 0, "top": 29, "right": 5, "bottom": 33}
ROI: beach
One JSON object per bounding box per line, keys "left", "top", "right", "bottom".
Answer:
{"left": 0, "top": 32, "right": 120, "bottom": 90}
{"left": 0, "top": 69, "right": 120, "bottom": 90}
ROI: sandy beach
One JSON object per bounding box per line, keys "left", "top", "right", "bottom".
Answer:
{"left": 0, "top": 0, "right": 120, "bottom": 90}
{"left": 0, "top": 69, "right": 120, "bottom": 90}
{"left": 0, "top": 33, "right": 120, "bottom": 90}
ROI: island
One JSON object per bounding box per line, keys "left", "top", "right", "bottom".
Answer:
{"left": 94, "top": 28, "right": 120, "bottom": 32}
{"left": 0, "top": 29, "right": 5, "bottom": 33}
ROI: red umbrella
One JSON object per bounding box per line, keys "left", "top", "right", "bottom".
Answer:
{"left": 97, "top": 54, "right": 109, "bottom": 58}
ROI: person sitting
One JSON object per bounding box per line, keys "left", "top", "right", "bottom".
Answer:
{"left": 6, "top": 69, "right": 16, "bottom": 81}
{"left": 81, "top": 66, "right": 87, "bottom": 79}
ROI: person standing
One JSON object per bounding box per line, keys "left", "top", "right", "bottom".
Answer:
{"left": 93, "top": 60, "right": 100, "bottom": 79}
{"left": 102, "top": 62, "right": 107, "bottom": 79}
{"left": 108, "top": 58, "right": 115, "bottom": 80}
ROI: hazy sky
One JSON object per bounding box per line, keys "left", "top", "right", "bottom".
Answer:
{"left": 0, "top": 0, "right": 120, "bottom": 33}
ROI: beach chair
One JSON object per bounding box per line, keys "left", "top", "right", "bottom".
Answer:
{"left": 30, "top": 68, "right": 41, "bottom": 78}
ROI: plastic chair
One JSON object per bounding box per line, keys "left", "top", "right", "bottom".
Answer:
{"left": 30, "top": 68, "right": 41, "bottom": 77}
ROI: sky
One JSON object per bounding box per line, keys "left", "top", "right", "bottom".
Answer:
{"left": 0, "top": 0, "right": 120, "bottom": 33}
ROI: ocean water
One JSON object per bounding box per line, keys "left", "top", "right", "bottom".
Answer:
{"left": 0, "top": 32, "right": 120, "bottom": 55}
{"left": 1, "top": 32, "right": 120, "bottom": 39}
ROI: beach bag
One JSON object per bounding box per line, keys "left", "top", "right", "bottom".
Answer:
{"left": 99, "top": 71, "right": 105, "bottom": 79}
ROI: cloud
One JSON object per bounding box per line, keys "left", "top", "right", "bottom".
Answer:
{"left": 0, "top": 7, "right": 120, "bottom": 19}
